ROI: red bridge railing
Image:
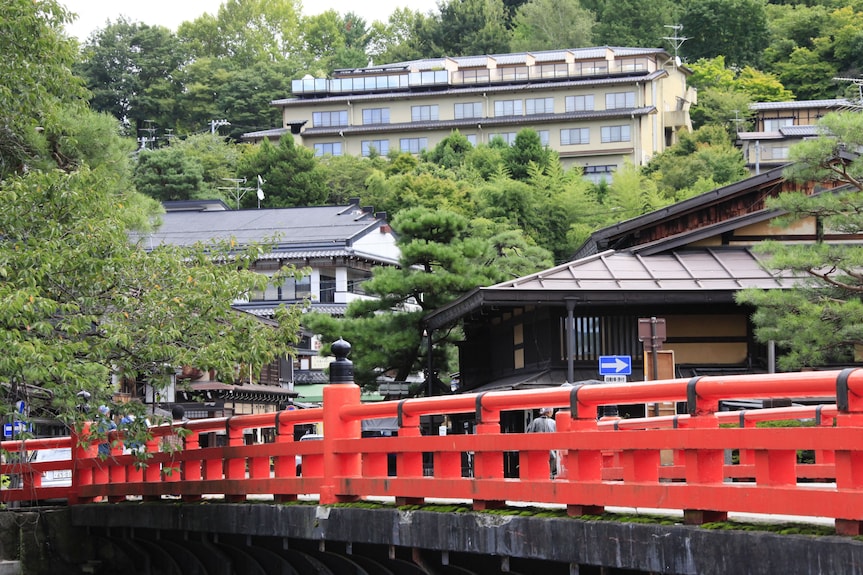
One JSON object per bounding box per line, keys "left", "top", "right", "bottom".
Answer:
{"left": 4, "top": 367, "right": 863, "bottom": 535}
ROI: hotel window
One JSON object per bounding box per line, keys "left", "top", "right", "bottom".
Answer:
{"left": 536, "top": 63, "right": 569, "bottom": 78}
{"left": 362, "top": 108, "right": 390, "bottom": 125}
{"left": 400, "top": 137, "right": 428, "bottom": 154}
{"left": 601, "top": 125, "right": 631, "bottom": 143}
{"left": 772, "top": 146, "right": 790, "bottom": 160}
{"left": 466, "top": 134, "right": 478, "bottom": 145}
{"left": 500, "top": 65, "right": 529, "bottom": 81}
{"left": 494, "top": 99, "right": 523, "bottom": 117}
{"left": 526, "top": 97, "right": 554, "bottom": 115}
{"left": 561, "top": 128, "right": 589, "bottom": 145}
{"left": 565, "top": 95, "right": 595, "bottom": 112}
{"left": 312, "top": 110, "right": 348, "bottom": 127}
{"left": 537, "top": 130, "right": 550, "bottom": 146}
{"left": 489, "top": 132, "right": 518, "bottom": 145}
{"left": 583, "top": 165, "right": 616, "bottom": 184}
{"left": 412, "top": 105, "right": 439, "bottom": 121}
{"left": 314, "top": 142, "right": 343, "bottom": 157}
{"left": 763, "top": 117, "right": 794, "bottom": 131}
{"left": 457, "top": 69, "right": 491, "bottom": 83}
{"left": 361, "top": 139, "right": 390, "bottom": 157}
{"left": 606, "top": 92, "right": 636, "bottom": 109}
{"left": 454, "top": 102, "right": 483, "bottom": 119}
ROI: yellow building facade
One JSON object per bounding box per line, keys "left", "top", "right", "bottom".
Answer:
{"left": 246, "top": 47, "right": 696, "bottom": 181}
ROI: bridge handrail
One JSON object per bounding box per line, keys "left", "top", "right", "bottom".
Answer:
{"left": 4, "top": 368, "right": 863, "bottom": 535}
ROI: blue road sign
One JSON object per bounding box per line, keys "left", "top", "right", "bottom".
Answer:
{"left": 3, "top": 421, "right": 31, "bottom": 438}
{"left": 598, "top": 355, "right": 632, "bottom": 376}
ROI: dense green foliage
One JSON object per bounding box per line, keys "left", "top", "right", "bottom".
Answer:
{"left": 71, "top": 0, "right": 863, "bottom": 141}
{"left": 0, "top": 0, "right": 304, "bottom": 437}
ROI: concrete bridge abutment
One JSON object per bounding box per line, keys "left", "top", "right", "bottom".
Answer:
{"left": 2, "top": 503, "right": 863, "bottom": 574}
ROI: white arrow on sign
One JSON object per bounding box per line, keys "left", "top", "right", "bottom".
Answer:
{"left": 600, "top": 357, "right": 629, "bottom": 373}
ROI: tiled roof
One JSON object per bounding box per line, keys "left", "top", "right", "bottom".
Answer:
{"left": 780, "top": 125, "right": 820, "bottom": 137}
{"left": 241, "top": 127, "right": 290, "bottom": 139}
{"left": 750, "top": 99, "right": 851, "bottom": 111}
{"left": 425, "top": 247, "right": 803, "bottom": 330}
{"left": 232, "top": 302, "right": 350, "bottom": 317}
{"left": 133, "top": 204, "right": 384, "bottom": 251}
{"left": 493, "top": 248, "right": 796, "bottom": 292}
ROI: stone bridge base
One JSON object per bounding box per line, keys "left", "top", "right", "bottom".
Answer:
{"left": 1, "top": 503, "right": 862, "bottom": 574}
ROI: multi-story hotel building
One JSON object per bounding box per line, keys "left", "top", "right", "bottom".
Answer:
{"left": 244, "top": 47, "right": 696, "bottom": 183}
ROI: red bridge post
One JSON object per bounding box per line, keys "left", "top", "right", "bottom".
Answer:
{"left": 69, "top": 423, "right": 97, "bottom": 505}
{"left": 835, "top": 368, "right": 863, "bottom": 535}
{"left": 321, "top": 338, "right": 361, "bottom": 504}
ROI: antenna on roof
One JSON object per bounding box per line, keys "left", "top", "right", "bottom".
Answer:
{"left": 662, "top": 25, "right": 689, "bottom": 67}
{"left": 219, "top": 177, "right": 254, "bottom": 210}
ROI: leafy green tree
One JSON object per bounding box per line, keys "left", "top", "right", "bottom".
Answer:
{"left": 362, "top": 171, "right": 474, "bottom": 219}
{"left": 301, "top": 11, "right": 371, "bottom": 73}
{"left": 463, "top": 144, "right": 507, "bottom": 181}
{"left": 367, "top": 8, "right": 434, "bottom": 64}
{"left": 304, "top": 207, "right": 530, "bottom": 388}
{"left": 318, "top": 154, "right": 384, "bottom": 205}
{"left": 603, "top": 160, "right": 670, "bottom": 220}
{"left": 589, "top": 0, "right": 678, "bottom": 48}
{"left": 736, "top": 112, "right": 863, "bottom": 369}
{"left": 687, "top": 56, "right": 792, "bottom": 132}
{"left": 690, "top": 88, "right": 754, "bottom": 133}
{"left": 423, "top": 131, "right": 475, "bottom": 170}
{"left": 509, "top": 0, "right": 595, "bottom": 51}
{"left": 0, "top": 168, "right": 303, "bottom": 428}
{"left": 168, "top": 134, "right": 243, "bottom": 201}
{"left": 237, "top": 135, "right": 328, "bottom": 208}
{"left": 41, "top": 106, "right": 138, "bottom": 176}
{"left": 422, "top": 0, "right": 511, "bottom": 57}
{"left": 76, "top": 19, "right": 186, "bottom": 134}
{"left": 771, "top": 46, "right": 840, "bottom": 101}
{"left": 764, "top": 3, "right": 829, "bottom": 60}
{"left": 133, "top": 147, "right": 205, "bottom": 201}
{"left": 178, "top": 0, "right": 303, "bottom": 68}
{"left": 761, "top": 3, "right": 860, "bottom": 101}
{"left": 680, "top": 0, "right": 769, "bottom": 68}
{"left": 217, "top": 60, "right": 297, "bottom": 138}
{"left": 0, "top": 0, "right": 87, "bottom": 176}
{"left": 644, "top": 125, "right": 749, "bottom": 200}
{"left": 502, "top": 129, "right": 553, "bottom": 181}
{"left": 736, "top": 67, "right": 795, "bottom": 103}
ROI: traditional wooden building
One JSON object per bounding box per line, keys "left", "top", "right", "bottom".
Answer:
{"left": 129, "top": 199, "right": 400, "bottom": 415}
{"left": 736, "top": 99, "right": 854, "bottom": 175}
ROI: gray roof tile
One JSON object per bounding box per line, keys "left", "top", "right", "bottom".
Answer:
{"left": 494, "top": 248, "right": 796, "bottom": 292}
{"left": 134, "top": 204, "right": 384, "bottom": 251}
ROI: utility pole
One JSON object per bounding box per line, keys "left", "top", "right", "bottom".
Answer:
{"left": 137, "top": 120, "right": 157, "bottom": 150}
{"left": 210, "top": 119, "right": 231, "bottom": 134}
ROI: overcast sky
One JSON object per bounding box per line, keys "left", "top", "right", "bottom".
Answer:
{"left": 62, "top": 0, "right": 439, "bottom": 41}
